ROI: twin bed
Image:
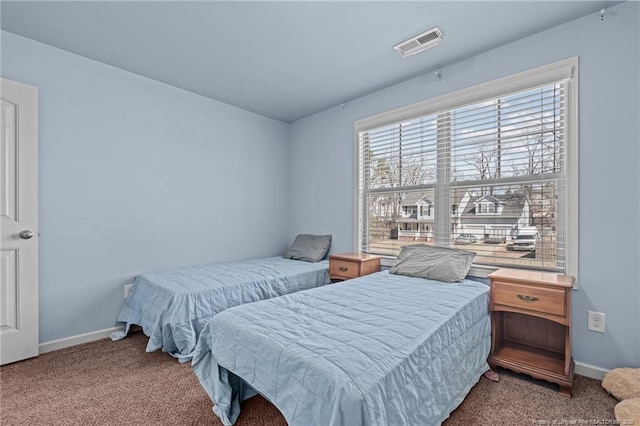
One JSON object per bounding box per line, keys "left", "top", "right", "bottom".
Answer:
{"left": 114, "top": 241, "right": 490, "bottom": 425}
{"left": 111, "top": 256, "right": 330, "bottom": 361}
{"left": 192, "top": 271, "right": 490, "bottom": 426}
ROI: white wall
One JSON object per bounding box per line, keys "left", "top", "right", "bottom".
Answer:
{"left": 1, "top": 31, "right": 291, "bottom": 343}
{"left": 288, "top": 2, "right": 640, "bottom": 370}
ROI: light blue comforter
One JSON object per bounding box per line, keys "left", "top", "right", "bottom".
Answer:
{"left": 111, "top": 257, "right": 329, "bottom": 361}
{"left": 192, "top": 271, "right": 491, "bottom": 426}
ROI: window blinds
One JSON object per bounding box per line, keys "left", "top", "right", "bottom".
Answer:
{"left": 358, "top": 81, "right": 567, "bottom": 272}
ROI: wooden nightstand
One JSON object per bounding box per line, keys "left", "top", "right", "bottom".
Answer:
{"left": 329, "top": 253, "right": 381, "bottom": 282}
{"left": 488, "top": 268, "right": 575, "bottom": 397}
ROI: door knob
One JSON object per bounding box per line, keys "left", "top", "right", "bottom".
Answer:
{"left": 19, "top": 230, "right": 34, "bottom": 240}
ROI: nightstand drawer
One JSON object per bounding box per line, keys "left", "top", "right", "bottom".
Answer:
{"left": 329, "top": 260, "right": 360, "bottom": 279}
{"left": 493, "top": 281, "right": 566, "bottom": 316}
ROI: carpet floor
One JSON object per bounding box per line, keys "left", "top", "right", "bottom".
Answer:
{"left": 1, "top": 331, "right": 618, "bottom": 425}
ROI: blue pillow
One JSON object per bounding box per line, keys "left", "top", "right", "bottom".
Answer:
{"left": 389, "top": 244, "right": 475, "bottom": 283}
{"left": 284, "top": 234, "right": 332, "bottom": 262}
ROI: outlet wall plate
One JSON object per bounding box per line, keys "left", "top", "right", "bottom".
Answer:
{"left": 588, "top": 311, "right": 606, "bottom": 333}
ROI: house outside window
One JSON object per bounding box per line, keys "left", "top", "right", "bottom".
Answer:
{"left": 355, "top": 58, "right": 578, "bottom": 277}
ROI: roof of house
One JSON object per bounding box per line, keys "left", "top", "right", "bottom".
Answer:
{"left": 461, "top": 193, "right": 527, "bottom": 218}
{"left": 400, "top": 192, "right": 433, "bottom": 206}
{"left": 474, "top": 194, "right": 503, "bottom": 204}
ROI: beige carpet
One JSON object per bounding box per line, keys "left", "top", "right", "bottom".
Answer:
{"left": 1, "top": 331, "right": 617, "bottom": 425}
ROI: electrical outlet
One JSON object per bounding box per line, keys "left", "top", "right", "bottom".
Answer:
{"left": 588, "top": 311, "right": 606, "bottom": 333}
{"left": 124, "top": 284, "right": 133, "bottom": 300}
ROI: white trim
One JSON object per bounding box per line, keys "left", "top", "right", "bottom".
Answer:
{"left": 565, "top": 57, "right": 579, "bottom": 282}
{"left": 468, "top": 264, "right": 498, "bottom": 279}
{"left": 574, "top": 361, "right": 609, "bottom": 381}
{"left": 380, "top": 257, "right": 396, "bottom": 268}
{"left": 354, "top": 57, "right": 576, "bottom": 132}
{"left": 353, "top": 126, "right": 360, "bottom": 253}
{"left": 39, "top": 326, "right": 124, "bottom": 354}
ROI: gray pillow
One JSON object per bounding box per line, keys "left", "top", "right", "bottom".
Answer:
{"left": 283, "top": 234, "right": 332, "bottom": 262}
{"left": 389, "top": 244, "right": 475, "bottom": 283}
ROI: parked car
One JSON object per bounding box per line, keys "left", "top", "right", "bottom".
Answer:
{"left": 483, "top": 236, "right": 506, "bottom": 244}
{"left": 507, "top": 233, "right": 537, "bottom": 251}
{"left": 455, "top": 233, "right": 477, "bottom": 244}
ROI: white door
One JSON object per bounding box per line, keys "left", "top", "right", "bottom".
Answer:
{"left": 0, "top": 78, "right": 38, "bottom": 365}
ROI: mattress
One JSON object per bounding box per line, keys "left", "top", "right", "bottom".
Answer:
{"left": 192, "top": 270, "right": 491, "bottom": 425}
{"left": 111, "top": 256, "right": 330, "bottom": 361}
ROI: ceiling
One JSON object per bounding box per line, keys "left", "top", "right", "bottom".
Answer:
{"left": 1, "top": 1, "right": 619, "bottom": 122}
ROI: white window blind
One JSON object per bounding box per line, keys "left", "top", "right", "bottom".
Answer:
{"left": 356, "top": 60, "right": 577, "bottom": 274}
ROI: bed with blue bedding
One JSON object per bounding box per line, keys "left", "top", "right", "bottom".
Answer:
{"left": 111, "top": 256, "right": 330, "bottom": 362}
{"left": 192, "top": 270, "right": 491, "bottom": 426}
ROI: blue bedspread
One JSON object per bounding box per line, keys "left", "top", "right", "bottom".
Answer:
{"left": 192, "top": 271, "right": 491, "bottom": 426}
{"left": 111, "top": 257, "right": 329, "bottom": 361}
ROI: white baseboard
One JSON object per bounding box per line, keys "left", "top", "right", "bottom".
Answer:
{"left": 39, "top": 326, "right": 124, "bottom": 354}
{"left": 36, "top": 329, "right": 612, "bottom": 382}
{"left": 575, "top": 361, "right": 609, "bottom": 380}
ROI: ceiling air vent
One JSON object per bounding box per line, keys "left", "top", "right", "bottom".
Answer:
{"left": 394, "top": 26, "right": 444, "bottom": 58}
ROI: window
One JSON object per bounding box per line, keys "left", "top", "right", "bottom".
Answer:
{"left": 355, "top": 58, "right": 578, "bottom": 276}
{"left": 477, "top": 203, "right": 496, "bottom": 214}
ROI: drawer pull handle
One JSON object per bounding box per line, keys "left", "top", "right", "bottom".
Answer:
{"left": 339, "top": 266, "right": 348, "bottom": 272}
{"left": 517, "top": 294, "right": 539, "bottom": 302}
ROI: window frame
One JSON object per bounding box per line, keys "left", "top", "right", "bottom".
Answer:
{"left": 477, "top": 202, "right": 497, "bottom": 215}
{"left": 353, "top": 58, "right": 579, "bottom": 279}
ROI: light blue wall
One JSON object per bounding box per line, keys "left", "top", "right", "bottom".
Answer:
{"left": 289, "top": 2, "right": 640, "bottom": 370}
{"left": 1, "top": 31, "right": 291, "bottom": 343}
